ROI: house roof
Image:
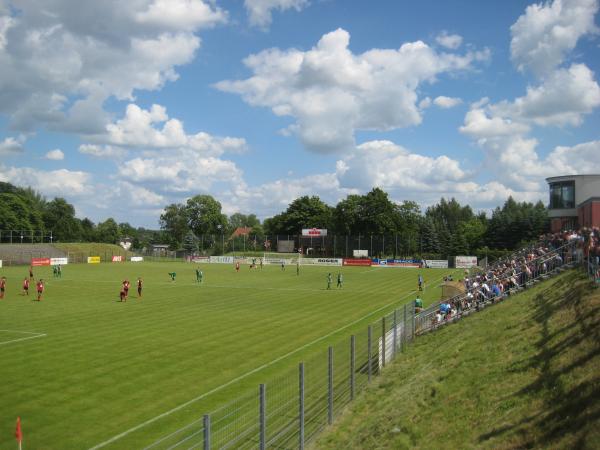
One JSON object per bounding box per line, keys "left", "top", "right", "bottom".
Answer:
{"left": 231, "top": 227, "right": 252, "bottom": 238}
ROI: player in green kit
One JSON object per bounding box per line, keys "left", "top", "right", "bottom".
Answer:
{"left": 337, "top": 272, "right": 343, "bottom": 288}
{"left": 169, "top": 272, "right": 176, "bottom": 281}
{"left": 196, "top": 268, "right": 201, "bottom": 283}
{"left": 327, "top": 273, "right": 332, "bottom": 290}
{"left": 296, "top": 261, "right": 300, "bottom": 276}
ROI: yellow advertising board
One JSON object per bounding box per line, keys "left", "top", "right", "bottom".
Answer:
{"left": 87, "top": 256, "right": 101, "bottom": 264}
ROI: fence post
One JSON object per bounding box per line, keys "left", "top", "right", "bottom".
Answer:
{"left": 350, "top": 335, "right": 355, "bottom": 400}
{"left": 402, "top": 304, "right": 407, "bottom": 352}
{"left": 203, "top": 414, "right": 211, "bottom": 450}
{"left": 411, "top": 301, "right": 416, "bottom": 341}
{"left": 299, "top": 363, "right": 305, "bottom": 450}
{"left": 381, "top": 316, "right": 386, "bottom": 368}
{"left": 367, "top": 325, "right": 372, "bottom": 381}
{"left": 393, "top": 309, "right": 398, "bottom": 359}
{"left": 328, "top": 346, "right": 334, "bottom": 425}
{"left": 259, "top": 383, "right": 266, "bottom": 450}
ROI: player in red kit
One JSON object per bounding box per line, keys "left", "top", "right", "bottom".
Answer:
{"left": 137, "top": 277, "right": 143, "bottom": 298}
{"left": 120, "top": 286, "right": 126, "bottom": 302}
{"left": 122, "top": 280, "right": 130, "bottom": 299}
{"left": 36, "top": 279, "right": 44, "bottom": 301}
{"left": 29, "top": 266, "right": 34, "bottom": 281}
{"left": 22, "top": 277, "right": 29, "bottom": 296}
{"left": 235, "top": 261, "right": 240, "bottom": 272}
{"left": 0, "top": 277, "right": 6, "bottom": 299}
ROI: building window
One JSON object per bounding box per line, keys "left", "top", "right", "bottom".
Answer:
{"left": 549, "top": 181, "right": 575, "bottom": 209}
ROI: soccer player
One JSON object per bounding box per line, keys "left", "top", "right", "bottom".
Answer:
{"left": 57, "top": 265, "right": 62, "bottom": 278}
{"left": 259, "top": 258, "right": 263, "bottom": 270}
{"left": 281, "top": 261, "right": 285, "bottom": 271}
{"left": 196, "top": 268, "right": 202, "bottom": 283}
{"left": 29, "top": 266, "right": 34, "bottom": 281}
{"left": 418, "top": 273, "right": 424, "bottom": 291}
{"left": 0, "top": 276, "right": 6, "bottom": 299}
{"left": 337, "top": 272, "right": 343, "bottom": 289}
{"left": 119, "top": 286, "right": 127, "bottom": 302}
{"left": 22, "top": 277, "right": 29, "bottom": 296}
{"left": 169, "top": 272, "right": 176, "bottom": 281}
{"left": 123, "top": 280, "right": 130, "bottom": 299}
{"left": 52, "top": 265, "right": 58, "bottom": 278}
{"left": 235, "top": 261, "right": 240, "bottom": 272}
{"left": 296, "top": 261, "right": 300, "bottom": 276}
{"left": 414, "top": 295, "right": 423, "bottom": 313}
{"left": 327, "top": 273, "right": 332, "bottom": 290}
{"left": 137, "top": 277, "right": 143, "bottom": 298}
{"left": 36, "top": 279, "right": 44, "bottom": 301}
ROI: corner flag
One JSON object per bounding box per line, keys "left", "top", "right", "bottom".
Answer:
{"left": 15, "top": 417, "right": 22, "bottom": 449}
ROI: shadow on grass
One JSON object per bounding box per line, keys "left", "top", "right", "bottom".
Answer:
{"left": 479, "top": 271, "right": 600, "bottom": 448}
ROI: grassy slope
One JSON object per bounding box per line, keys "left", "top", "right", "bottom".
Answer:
{"left": 53, "top": 243, "right": 132, "bottom": 257}
{"left": 313, "top": 270, "right": 600, "bottom": 450}
{"left": 0, "top": 262, "right": 459, "bottom": 449}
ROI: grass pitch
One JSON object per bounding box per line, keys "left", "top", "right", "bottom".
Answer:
{"left": 0, "top": 261, "right": 457, "bottom": 449}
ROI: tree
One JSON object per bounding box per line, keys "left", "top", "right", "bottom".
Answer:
{"left": 185, "top": 195, "right": 228, "bottom": 236}
{"left": 0, "top": 193, "right": 42, "bottom": 233}
{"left": 183, "top": 231, "right": 199, "bottom": 253}
{"left": 96, "top": 218, "right": 120, "bottom": 243}
{"left": 359, "top": 188, "right": 399, "bottom": 235}
{"left": 159, "top": 203, "right": 189, "bottom": 247}
{"left": 332, "top": 194, "right": 363, "bottom": 235}
{"left": 228, "top": 213, "right": 260, "bottom": 231}
{"left": 43, "top": 198, "right": 82, "bottom": 242}
{"left": 80, "top": 218, "right": 96, "bottom": 242}
{"left": 269, "top": 196, "right": 333, "bottom": 235}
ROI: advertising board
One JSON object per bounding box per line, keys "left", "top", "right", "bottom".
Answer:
{"left": 301, "top": 228, "right": 327, "bottom": 237}
{"left": 191, "top": 256, "right": 210, "bottom": 263}
{"left": 425, "top": 259, "right": 449, "bottom": 269}
{"left": 130, "top": 256, "right": 144, "bottom": 262}
{"left": 263, "top": 257, "right": 295, "bottom": 265}
{"left": 455, "top": 255, "right": 478, "bottom": 268}
{"left": 31, "top": 258, "right": 51, "bottom": 266}
{"left": 371, "top": 259, "right": 422, "bottom": 268}
{"left": 111, "top": 255, "right": 124, "bottom": 262}
{"left": 209, "top": 256, "right": 234, "bottom": 264}
{"left": 0, "top": 260, "right": 2, "bottom": 268}
{"left": 343, "top": 258, "right": 372, "bottom": 266}
{"left": 300, "top": 258, "right": 343, "bottom": 266}
{"left": 87, "top": 256, "right": 101, "bottom": 264}
{"left": 50, "top": 257, "right": 68, "bottom": 265}
{"left": 353, "top": 249, "right": 369, "bottom": 258}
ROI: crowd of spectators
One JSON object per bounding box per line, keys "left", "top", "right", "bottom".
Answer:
{"left": 423, "top": 229, "right": 596, "bottom": 329}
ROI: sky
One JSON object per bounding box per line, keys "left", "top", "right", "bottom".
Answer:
{"left": 0, "top": 0, "right": 599, "bottom": 228}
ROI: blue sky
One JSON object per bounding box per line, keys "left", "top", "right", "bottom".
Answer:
{"left": 0, "top": 0, "right": 599, "bottom": 227}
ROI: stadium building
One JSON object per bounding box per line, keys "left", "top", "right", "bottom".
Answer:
{"left": 546, "top": 174, "right": 600, "bottom": 232}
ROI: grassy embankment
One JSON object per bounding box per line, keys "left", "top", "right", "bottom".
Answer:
{"left": 314, "top": 270, "right": 600, "bottom": 449}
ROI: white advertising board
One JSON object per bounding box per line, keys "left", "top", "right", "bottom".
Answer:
{"left": 50, "top": 257, "right": 68, "bottom": 265}
{"left": 301, "top": 258, "right": 343, "bottom": 266}
{"left": 263, "top": 257, "right": 295, "bottom": 265}
{"left": 0, "top": 260, "right": 2, "bottom": 268}
{"left": 455, "top": 255, "right": 478, "bottom": 268}
{"left": 301, "top": 228, "right": 327, "bottom": 237}
{"left": 425, "top": 259, "right": 448, "bottom": 269}
{"left": 130, "top": 256, "right": 144, "bottom": 262}
{"left": 353, "top": 249, "right": 369, "bottom": 258}
{"left": 209, "top": 256, "right": 234, "bottom": 264}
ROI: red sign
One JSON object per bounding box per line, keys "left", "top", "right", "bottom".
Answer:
{"left": 343, "top": 258, "right": 371, "bottom": 266}
{"left": 31, "top": 258, "right": 51, "bottom": 266}
{"left": 112, "top": 255, "right": 124, "bottom": 262}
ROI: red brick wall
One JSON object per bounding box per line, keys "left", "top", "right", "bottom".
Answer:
{"left": 577, "top": 200, "right": 600, "bottom": 228}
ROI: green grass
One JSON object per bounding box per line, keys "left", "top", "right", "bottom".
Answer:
{"left": 0, "top": 261, "right": 458, "bottom": 449}
{"left": 312, "top": 270, "right": 600, "bottom": 450}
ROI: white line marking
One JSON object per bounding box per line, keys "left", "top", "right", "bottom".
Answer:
{"left": 0, "top": 329, "right": 44, "bottom": 335}
{"left": 0, "top": 333, "right": 47, "bottom": 346}
{"left": 89, "top": 272, "right": 447, "bottom": 450}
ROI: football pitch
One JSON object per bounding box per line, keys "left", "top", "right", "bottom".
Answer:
{"left": 0, "top": 261, "right": 458, "bottom": 449}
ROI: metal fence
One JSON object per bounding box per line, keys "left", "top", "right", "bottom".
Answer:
{"left": 145, "top": 303, "right": 416, "bottom": 450}
{"left": 0, "top": 230, "right": 55, "bottom": 244}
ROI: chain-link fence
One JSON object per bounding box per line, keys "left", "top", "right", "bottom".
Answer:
{"left": 144, "top": 303, "right": 415, "bottom": 450}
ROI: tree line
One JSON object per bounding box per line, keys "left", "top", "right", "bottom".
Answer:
{"left": 0, "top": 182, "right": 548, "bottom": 257}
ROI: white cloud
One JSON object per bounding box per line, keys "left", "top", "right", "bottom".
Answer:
{"left": 460, "top": 102, "right": 530, "bottom": 141}
{"left": 45, "top": 149, "right": 65, "bottom": 160}
{"left": 336, "top": 140, "right": 468, "bottom": 192}
{"left": 136, "top": 0, "right": 227, "bottom": 31}
{"left": 0, "top": 166, "right": 92, "bottom": 196}
{"left": 78, "top": 144, "right": 128, "bottom": 159}
{"left": 493, "top": 63, "right": 600, "bottom": 126}
{"left": 545, "top": 140, "right": 600, "bottom": 173}
{"left": 0, "top": 136, "right": 25, "bottom": 155}
{"left": 92, "top": 103, "right": 247, "bottom": 157}
{"left": 216, "top": 28, "right": 489, "bottom": 153}
{"left": 436, "top": 31, "right": 463, "bottom": 49}
{"left": 0, "top": 0, "right": 226, "bottom": 132}
{"left": 244, "top": 0, "right": 308, "bottom": 28}
{"left": 433, "top": 95, "right": 463, "bottom": 109}
{"left": 510, "top": 0, "right": 599, "bottom": 76}
{"left": 418, "top": 97, "right": 432, "bottom": 109}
